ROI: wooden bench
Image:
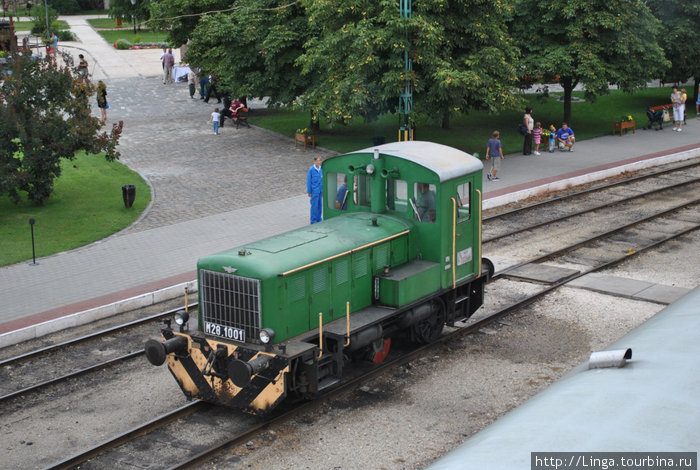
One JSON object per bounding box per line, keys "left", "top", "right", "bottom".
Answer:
{"left": 613, "top": 120, "right": 635, "bottom": 136}
{"left": 649, "top": 103, "right": 686, "bottom": 124}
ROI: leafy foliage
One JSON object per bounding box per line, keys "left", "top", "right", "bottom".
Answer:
{"left": 647, "top": 0, "right": 700, "bottom": 102}
{"left": 29, "top": 4, "right": 59, "bottom": 37}
{"left": 510, "top": 0, "right": 669, "bottom": 123}
{"left": 0, "top": 53, "right": 123, "bottom": 205}
{"left": 109, "top": 0, "right": 152, "bottom": 32}
{"left": 170, "top": 0, "right": 312, "bottom": 106}
{"left": 298, "top": 0, "right": 521, "bottom": 128}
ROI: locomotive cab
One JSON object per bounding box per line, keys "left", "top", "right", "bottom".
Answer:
{"left": 323, "top": 141, "right": 485, "bottom": 292}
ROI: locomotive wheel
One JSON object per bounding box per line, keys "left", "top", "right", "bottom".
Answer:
{"left": 482, "top": 257, "right": 495, "bottom": 282}
{"left": 411, "top": 299, "right": 445, "bottom": 344}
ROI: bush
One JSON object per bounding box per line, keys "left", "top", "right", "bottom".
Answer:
{"left": 77, "top": 0, "right": 104, "bottom": 10}
{"left": 57, "top": 30, "right": 74, "bottom": 41}
{"left": 133, "top": 34, "right": 141, "bottom": 44}
{"left": 115, "top": 38, "right": 132, "bottom": 49}
{"left": 30, "top": 4, "right": 59, "bottom": 37}
{"left": 48, "top": 0, "right": 81, "bottom": 14}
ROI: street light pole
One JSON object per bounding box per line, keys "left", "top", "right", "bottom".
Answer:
{"left": 130, "top": 0, "right": 136, "bottom": 35}
{"left": 43, "top": 0, "right": 49, "bottom": 40}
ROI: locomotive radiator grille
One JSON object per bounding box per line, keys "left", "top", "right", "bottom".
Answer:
{"left": 200, "top": 269, "right": 261, "bottom": 343}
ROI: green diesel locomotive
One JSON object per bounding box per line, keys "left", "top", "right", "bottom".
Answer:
{"left": 145, "top": 141, "right": 492, "bottom": 414}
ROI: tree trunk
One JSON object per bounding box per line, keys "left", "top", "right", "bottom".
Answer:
{"left": 310, "top": 109, "right": 320, "bottom": 132}
{"left": 561, "top": 76, "right": 573, "bottom": 124}
{"left": 441, "top": 108, "right": 450, "bottom": 129}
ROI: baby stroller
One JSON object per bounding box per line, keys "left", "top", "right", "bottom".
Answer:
{"left": 645, "top": 107, "right": 663, "bottom": 131}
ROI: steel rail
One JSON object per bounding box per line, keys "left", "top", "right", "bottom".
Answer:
{"left": 492, "top": 198, "right": 700, "bottom": 281}
{"left": 0, "top": 303, "right": 198, "bottom": 367}
{"left": 484, "top": 177, "right": 700, "bottom": 243}
{"left": 483, "top": 159, "right": 700, "bottom": 222}
{"left": 45, "top": 401, "right": 208, "bottom": 470}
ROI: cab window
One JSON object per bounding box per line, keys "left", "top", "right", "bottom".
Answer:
{"left": 354, "top": 174, "right": 371, "bottom": 207}
{"left": 412, "top": 182, "right": 436, "bottom": 223}
{"left": 456, "top": 181, "right": 471, "bottom": 221}
{"left": 386, "top": 179, "right": 408, "bottom": 213}
{"left": 328, "top": 172, "right": 349, "bottom": 210}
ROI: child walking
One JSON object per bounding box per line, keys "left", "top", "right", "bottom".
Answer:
{"left": 209, "top": 107, "right": 221, "bottom": 135}
{"left": 532, "top": 122, "right": 543, "bottom": 155}
{"left": 548, "top": 125, "right": 557, "bottom": 153}
{"left": 485, "top": 130, "right": 504, "bottom": 181}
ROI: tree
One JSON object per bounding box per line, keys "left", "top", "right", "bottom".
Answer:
{"left": 109, "top": 0, "right": 152, "bottom": 33}
{"left": 297, "top": 0, "right": 521, "bottom": 129}
{"left": 0, "top": 52, "right": 123, "bottom": 205}
{"left": 148, "top": 0, "right": 231, "bottom": 47}
{"left": 647, "top": 0, "right": 700, "bottom": 105}
{"left": 183, "top": 0, "right": 312, "bottom": 106}
{"left": 511, "top": 0, "right": 669, "bottom": 124}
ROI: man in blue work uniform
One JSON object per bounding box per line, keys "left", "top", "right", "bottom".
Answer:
{"left": 307, "top": 157, "right": 323, "bottom": 224}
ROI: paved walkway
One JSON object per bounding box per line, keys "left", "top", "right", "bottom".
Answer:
{"left": 1, "top": 17, "right": 699, "bottom": 346}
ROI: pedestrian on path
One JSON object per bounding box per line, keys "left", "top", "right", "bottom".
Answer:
{"left": 523, "top": 106, "right": 534, "bottom": 155}
{"left": 159, "top": 47, "right": 167, "bottom": 70}
{"left": 96, "top": 80, "right": 107, "bottom": 122}
{"left": 533, "top": 122, "right": 543, "bottom": 155}
{"left": 209, "top": 107, "right": 221, "bottom": 135}
{"left": 548, "top": 124, "right": 557, "bottom": 153}
{"left": 188, "top": 69, "right": 197, "bottom": 99}
{"left": 162, "top": 48, "right": 175, "bottom": 84}
{"left": 307, "top": 156, "right": 323, "bottom": 223}
{"left": 49, "top": 31, "right": 58, "bottom": 54}
{"left": 485, "top": 130, "right": 504, "bottom": 181}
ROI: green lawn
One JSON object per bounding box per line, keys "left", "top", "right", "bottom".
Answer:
{"left": 96, "top": 29, "right": 168, "bottom": 45}
{"left": 249, "top": 87, "right": 689, "bottom": 155}
{"left": 87, "top": 17, "right": 137, "bottom": 29}
{"left": 0, "top": 152, "right": 149, "bottom": 267}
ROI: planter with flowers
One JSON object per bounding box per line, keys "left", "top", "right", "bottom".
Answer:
{"left": 295, "top": 128, "right": 316, "bottom": 148}
{"left": 613, "top": 115, "right": 636, "bottom": 136}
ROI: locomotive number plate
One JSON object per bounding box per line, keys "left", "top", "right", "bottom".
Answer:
{"left": 204, "top": 322, "right": 246, "bottom": 342}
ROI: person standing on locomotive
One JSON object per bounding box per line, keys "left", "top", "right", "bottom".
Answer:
{"left": 307, "top": 157, "right": 323, "bottom": 223}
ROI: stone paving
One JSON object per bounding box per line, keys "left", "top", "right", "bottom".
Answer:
{"left": 105, "top": 77, "right": 331, "bottom": 233}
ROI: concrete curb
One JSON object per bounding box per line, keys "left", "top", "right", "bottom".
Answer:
{"left": 483, "top": 147, "right": 700, "bottom": 210}
{"left": 0, "top": 280, "right": 197, "bottom": 349}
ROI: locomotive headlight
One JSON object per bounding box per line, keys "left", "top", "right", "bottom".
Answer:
{"left": 174, "top": 310, "right": 189, "bottom": 326}
{"left": 259, "top": 328, "right": 275, "bottom": 344}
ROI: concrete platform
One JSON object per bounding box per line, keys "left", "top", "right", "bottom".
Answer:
{"left": 568, "top": 272, "right": 691, "bottom": 304}
{"left": 504, "top": 263, "right": 580, "bottom": 284}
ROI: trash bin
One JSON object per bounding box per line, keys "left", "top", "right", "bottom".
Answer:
{"left": 122, "top": 185, "right": 136, "bottom": 208}
{"left": 372, "top": 136, "right": 386, "bottom": 146}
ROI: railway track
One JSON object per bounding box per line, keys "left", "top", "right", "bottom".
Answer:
{"left": 483, "top": 159, "right": 700, "bottom": 243}
{"left": 39, "top": 163, "right": 700, "bottom": 469}
{"left": 0, "top": 304, "right": 198, "bottom": 405}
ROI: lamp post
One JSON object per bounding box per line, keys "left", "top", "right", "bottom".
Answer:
{"left": 43, "top": 0, "right": 49, "bottom": 40}
{"left": 130, "top": 0, "right": 136, "bottom": 35}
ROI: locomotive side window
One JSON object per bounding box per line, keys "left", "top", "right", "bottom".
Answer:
{"left": 456, "top": 181, "right": 471, "bottom": 221}
{"left": 354, "top": 174, "right": 371, "bottom": 207}
{"left": 412, "top": 182, "right": 437, "bottom": 223}
{"left": 327, "top": 173, "right": 349, "bottom": 210}
{"left": 386, "top": 178, "right": 408, "bottom": 213}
